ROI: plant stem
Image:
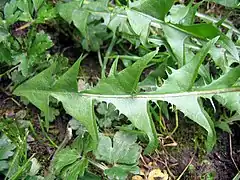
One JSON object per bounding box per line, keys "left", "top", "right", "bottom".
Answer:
{"left": 150, "top": 105, "right": 165, "bottom": 133}
{"left": 38, "top": 116, "right": 58, "bottom": 148}
{"left": 117, "top": 126, "right": 146, "bottom": 135}
{"left": 101, "top": 36, "right": 117, "bottom": 78}
{"left": 15, "top": 21, "right": 33, "bottom": 31}
{"left": 88, "top": 159, "right": 108, "bottom": 171}
{"left": 5, "top": 150, "right": 20, "bottom": 180}
{"left": 169, "top": 108, "right": 179, "bottom": 136}
{"left": 48, "top": 123, "right": 73, "bottom": 175}
{"left": 0, "top": 65, "right": 19, "bottom": 78}
{"left": 108, "top": 55, "right": 168, "bottom": 63}
{"left": 233, "top": 171, "right": 240, "bottom": 180}
{"left": 10, "top": 154, "right": 35, "bottom": 180}
{"left": 115, "top": 0, "right": 122, "bottom": 6}
{"left": 28, "top": 122, "right": 38, "bottom": 140}
{"left": 98, "top": 50, "right": 103, "bottom": 68}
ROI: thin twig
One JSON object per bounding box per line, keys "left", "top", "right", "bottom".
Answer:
{"left": 176, "top": 153, "right": 195, "bottom": 180}
{"left": 229, "top": 134, "right": 239, "bottom": 171}
{"left": 162, "top": 136, "right": 178, "bottom": 147}
{"left": 140, "top": 154, "right": 147, "bottom": 166}
{"left": 155, "top": 158, "right": 176, "bottom": 179}
{"left": 169, "top": 108, "right": 179, "bottom": 136}
{"left": 0, "top": 87, "right": 12, "bottom": 96}
{"left": 15, "top": 22, "right": 33, "bottom": 31}
{"left": 0, "top": 65, "right": 18, "bottom": 78}
{"left": 164, "top": 160, "right": 176, "bottom": 179}
{"left": 3, "top": 98, "right": 21, "bottom": 107}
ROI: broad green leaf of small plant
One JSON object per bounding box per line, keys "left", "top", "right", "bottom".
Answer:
{"left": 100, "top": 98, "right": 158, "bottom": 154}
{"left": 162, "top": 24, "right": 188, "bottom": 67}
{"left": 215, "top": 121, "right": 232, "bottom": 133}
{"left": 72, "top": 133, "right": 96, "bottom": 156}
{"left": 72, "top": 9, "right": 89, "bottom": 37}
{"left": 53, "top": 147, "right": 88, "bottom": 180}
{"left": 79, "top": 172, "right": 101, "bottom": 180}
{"left": 0, "top": 43, "right": 12, "bottom": 64}
{"left": 130, "top": 0, "right": 175, "bottom": 20}
{"left": 214, "top": 93, "right": 240, "bottom": 114}
{"left": 28, "top": 158, "right": 41, "bottom": 176}
{"left": 69, "top": 119, "right": 88, "bottom": 136}
{"left": 35, "top": 2, "right": 57, "bottom": 23}
{"left": 126, "top": 10, "right": 151, "bottom": 45}
{"left": 57, "top": 0, "right": 109, "bottom": 51}
{"left": 0, "top": 135, "right": 15, "bottom": 172}
{"left": 104, "top": 165, "right": 140, "bottom": 180}
{"left": 94, "top": 131, "right": 141, "bottom": 165}
{"left": 0, "top": 27, "right": 9, "bottom": 43}
{"left": 165, "top": 4, "right": 191, "bottom": 24}
{"left": 3, "top": 0, "right": 56, "bottom": 25}
{"left": 28, "top": 31, "right": 53, "bottom": 57}
{"left": 57, "top": 1, "right": 82, "bottom": 23}
{"left": 32, "top": 0, "right": 44, "bottom": 11}
{"left": 0, "top": 161, "right": 9, "bottom": 172}
{"left": 61, "top": 158, "right": 88, "bottom": 180}
{"left": 107, "top": 8, "right": 133, "bottom": 35}
{"left": 4, "top": 0, "right": 19, "bottom": 25}
{"left": 94, "top": 131, "right": 141, "bottom": 179}
{"left": 82, "top": 23, "right": 108, "bottom": 51}
{"left": 96, "top": 102, "right": 123, "bottom": 128}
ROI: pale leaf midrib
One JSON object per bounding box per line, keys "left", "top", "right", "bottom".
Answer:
{"left": 15, "top": 87, "right": 240, "bottom": 99}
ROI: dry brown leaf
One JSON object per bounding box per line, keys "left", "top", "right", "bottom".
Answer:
{"left": 140, "top": 168, "right": 145, "bottom": 176}
{"left": 148, "top": 168, "right": 169, "bottom": 180}
{"left": 78, "top": 79, "right": 87, "bottom": 91}
{"left": 132, "top": 175, "right": 143, "bottom": 180}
